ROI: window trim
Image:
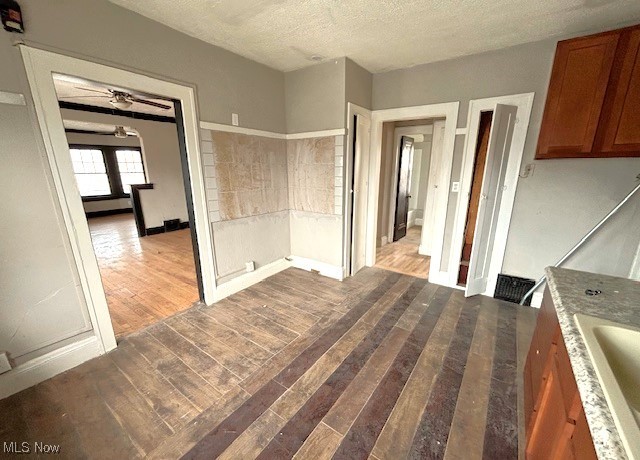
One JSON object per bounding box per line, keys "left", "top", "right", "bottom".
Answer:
{"left": 69, "top": 144, "right": 146, "bottom": 202}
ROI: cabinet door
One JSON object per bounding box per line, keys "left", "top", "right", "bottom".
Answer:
{"left": 599, "top": 28, "right": 640, "bottom": 155}
{"left": 536, "top": 32, "right": 619, "bottom": 159}
{"left": 526, "top": 360, "right": 573, "bottom": 460}
{"left": 572, "top": 407, "right": 598, "bottom": 460}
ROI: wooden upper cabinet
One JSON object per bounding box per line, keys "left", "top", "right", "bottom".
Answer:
{"left": 536, "top": 32, "right": 619, "bottom": 159}
{"left": 536, "top": 24, "right": 640, "bottom": 159}
{"left": 598, "top": 28, "right": 640, "bottom": 155}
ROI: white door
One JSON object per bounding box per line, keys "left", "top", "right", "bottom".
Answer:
{"left": 351, "top": 113, "right": 371, "bottom": 275}
{"left": 466, "top": 104, "right": 518, "bottom": 297}
{"left": 420, "top": 120, "right": 445, "bottom": 256}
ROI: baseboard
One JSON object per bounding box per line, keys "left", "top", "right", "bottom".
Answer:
{"left": 415, "top": 218, "right": 424, "bottom": 225}
{"left": 428, "top": 271, "right": 451, "bottom": 287}
{"left": 531, "top": 291, "right": 543, "bottom": 309}
{"left": 418, "top": 244, "right": 430, "bottom": 256}
{"left": 85, "top": 208, "right": 132, "bottom": 218}
{"left": 145, "top": 221, "right": 190, "bottom": 236}
{"left": 379, "top": 235, "right": 388, "bottom": 247}
{"left": 211, "top": 258, "right": 292, "bottom": 303}
{"left": 289, "top": 255, "right": 344, "bottom": 281}
{"left": 0, "top": 336, "right": 102, "bottom": 400}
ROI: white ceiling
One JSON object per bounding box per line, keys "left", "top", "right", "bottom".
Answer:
{"left": 108, "top": 0, "right": 640, "bottom": 72}
{"left": 54, "top": 75, "right": 175, "bottom": 117}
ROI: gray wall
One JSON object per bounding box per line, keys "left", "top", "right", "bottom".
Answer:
{"left": 373, "top": 38, "right": 640, "bottom": 280}
{"left": 285, "top": 59, "right": 346, "bottom": 133}
{"left": 345, "top": 58, "right": 373, "bottom": 110}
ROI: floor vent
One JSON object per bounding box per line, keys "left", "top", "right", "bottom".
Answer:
{"left": 494, "top": 274, "right": 535, "bottom": 306}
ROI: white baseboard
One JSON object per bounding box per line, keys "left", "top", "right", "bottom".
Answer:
{"left": 530, "top": 291, "right": 543, "bottom": 309}
{"left": 418, "top": 244, "right": 430, "bottom": 256}
{"left": 212, "top": 258, "right": 292, "bottom": 302}
{"left": 415, "top": 218, "right": 424, "bottom": 225}
{"left": 380, "top": 236, "right": 388, "bottom": 247}
{"left": 0, "top": 336, "right": 102, "bottom": 400}
{"left": 289, "top": 255, "right": 344, "bottom": 281}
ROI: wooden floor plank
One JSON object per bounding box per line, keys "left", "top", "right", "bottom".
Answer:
{"left": 374, "top": 226, "right": 430, "bottom": 279}
{"left": 443, "top": 298, "right": 499, "bottom": 460}
{"left": 371, "top": 292, "right": 464, "bottom": 459}
{"left": 292, "top": 422, "right": 343, "bottom": 460}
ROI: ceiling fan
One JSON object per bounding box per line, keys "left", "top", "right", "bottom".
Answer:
{"left": 66, "top": 126, "right": 137, "bottom": 138}
{"left": 61, "top": 87, "right": 172, "bottom": 111}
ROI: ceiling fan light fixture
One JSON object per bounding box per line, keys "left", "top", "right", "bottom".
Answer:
{"left": 114, "top": 126, "right": 128, "bottom": 138}
{"left": 110, "top": 98, "right": 133, "bottom": 110}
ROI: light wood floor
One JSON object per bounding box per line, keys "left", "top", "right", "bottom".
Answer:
{"left": 375, "top": 226, "right": 430, "bottom": 279}
{"left": 1, "top": 267, "right": 536, "bottom": 459}
{"left": 88, "top": 214, "right": 199, "bottom": 338}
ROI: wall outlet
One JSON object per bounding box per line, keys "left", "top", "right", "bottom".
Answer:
{"left": 521, "top": 163, "right": 535, "bottom": 178}
{"left": 0, "top": 352, "right": 12, "bottom": 375}
{"left": 232, "top": 113, "right": 239, "bottom": 126}
{"left": 451, "top": 182, "right": 460, "bottom": 193}
{"left": 245, "top": 261, "right": 255, "bottom": 272}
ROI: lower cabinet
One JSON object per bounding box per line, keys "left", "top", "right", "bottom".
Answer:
{"left": 524, "top": 288, "right": 598, "bottom": 460}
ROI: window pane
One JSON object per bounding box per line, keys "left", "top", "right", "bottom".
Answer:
{"left": 116, "top": 150, "right": 146, "bottom": 194}
{"left": 70, "top": 148, "right": 111, "bottom": 197}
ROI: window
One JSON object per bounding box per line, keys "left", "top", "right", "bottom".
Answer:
{"left": 116, "top": 150, "right": 146, "bottom": 194}
{"left": 70, "top": 149, "right": 112, "bottom": 197}
{"left": 69, "top": 145, "right": 146, "bottom": 200}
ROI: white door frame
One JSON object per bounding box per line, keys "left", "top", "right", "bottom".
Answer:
{"left": 367, "top": 102, "right": 459, "bottom": 286}
{"left": 20, "top": 46, "right": 217, "bottom": 354}
{"left": 344, "top": 103, "right": 372, "bottom": 277}
{"left": 449, "top": 92, "right": 534, "bottom": 296}
{"left": 386, "top": 124, "right": 432, "bottom": 243}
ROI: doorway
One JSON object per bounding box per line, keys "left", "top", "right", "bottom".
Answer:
{"left": 55, "top": 75, "right": 202, "bottom": 338}
{"left": 22, "top": 46, "right": 215, "bottom": 354}
{"left": 458, "top": 111, "right": 494, "bottom": 286}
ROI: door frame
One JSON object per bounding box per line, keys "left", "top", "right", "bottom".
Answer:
{"left": 344, "top": 103, "right": 372, "bottom": 277}
{"left": 386, "top": 125, "right": 433, "bottom": 244}
{"left": 449, "top": 93, "right": 535, "bottom": 295}
{"left": 20, "top": 46, "right": 217, "bottom": 354}
{"left": 367, "top": 102, "right": 459, "bottom": 286}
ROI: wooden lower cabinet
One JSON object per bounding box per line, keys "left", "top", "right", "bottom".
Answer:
{"left": 524, "top": 288, "right": 598, "bottom": 459}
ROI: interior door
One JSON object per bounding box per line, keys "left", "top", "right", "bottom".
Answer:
{"left": 351, "top": 113, "right": 371, "bottom": 275}
{"left": 465, "top": 104, "right": 518, "bottom": 297}
{"left": 421, "top": 120, "right": 445, "bottom": 256}
{"left": 393, "top": 136, "right": 414, "bottom": 241}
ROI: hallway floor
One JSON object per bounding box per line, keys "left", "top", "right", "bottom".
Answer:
{"left": 375, "top": 226, "right": 430, "bottom": 279}
{"left": 88, "top": 214, "right": 199, "bottom": 338}
{"left": 1, "top": 267, "right": 536, "bottom": 459}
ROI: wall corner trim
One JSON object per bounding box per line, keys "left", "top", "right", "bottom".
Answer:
{"left": 0, "top": 336, "right": 102, "bottom": 400}
{"left": 455, "top": 127, "right": 468, "bottom": 135}
{"left": 289, "top": 255, "right": 344, "bottom": 281}
{"left": 211, "top": 258, "right": 292, "bottom": 302}
{"left": 199, "top": 121, "right": 286, "bottom": 139}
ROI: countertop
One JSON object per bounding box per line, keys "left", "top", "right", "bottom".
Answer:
{"left": 546, "top": 266, "right": 640, "bottom": 460}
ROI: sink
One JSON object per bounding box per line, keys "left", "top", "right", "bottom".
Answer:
{"left": 575, "top": 314, "right": 640, "bottom": 460}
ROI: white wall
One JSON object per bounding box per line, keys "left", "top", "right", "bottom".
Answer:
{"left": 61, "top": 109, "right": 188, "bottom": 228}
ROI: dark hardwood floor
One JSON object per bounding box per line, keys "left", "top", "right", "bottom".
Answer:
{"left": 0, "top": 267, "right": 536, "bottom": 459}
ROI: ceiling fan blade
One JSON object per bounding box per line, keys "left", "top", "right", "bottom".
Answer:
{"left": 74, "top": 86, "right": 112, "bottom": 95}
{"left": 60, "top": 95, "right": 112, "bottom": 99}
{"left": 130, "top": 97, "right": 172, "bottom": 110}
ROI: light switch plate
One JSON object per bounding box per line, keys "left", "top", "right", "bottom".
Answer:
{"left": 451, "top": 182, "right": 460, "bottom": 193}
{"left": 232, "top": 113, "right": 239, "bottom": 126}
{"left": 0, "top": 352, "right": 12, "bottom": 374}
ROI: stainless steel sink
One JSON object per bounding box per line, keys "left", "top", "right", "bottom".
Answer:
{"left": 575, "top": 314, "right": 640, "bottom": 460}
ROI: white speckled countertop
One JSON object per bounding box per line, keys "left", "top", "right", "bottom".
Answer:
{"left": 546, "top": 267, "right": 640, "bottom": 460}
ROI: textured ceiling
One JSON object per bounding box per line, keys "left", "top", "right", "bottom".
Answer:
{"left": 108, "top": 0, "right": 640, "bottom": 72}
{"left": 54, "top": 75, "right": 175, "bottom": 117}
